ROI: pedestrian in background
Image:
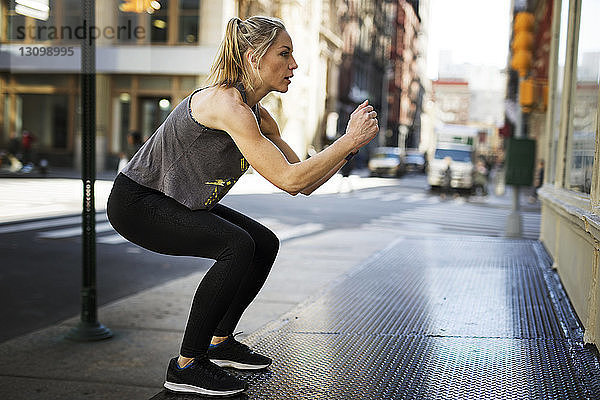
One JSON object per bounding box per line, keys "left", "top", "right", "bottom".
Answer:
{"left": 473, "top": 158, "right": 489, "bottom": 196}
{"left": 107, "top": 15, "right": 379, "bottom": 397}
{"left": 21, "top": 130, "right": 34, "bottom": 165}
{"left": 440, "top": 156, "right": 452, "bottom": 199}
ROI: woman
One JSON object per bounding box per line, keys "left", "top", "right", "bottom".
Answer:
{"left": 107, "top": 16, "right": 378, "bottom": 396}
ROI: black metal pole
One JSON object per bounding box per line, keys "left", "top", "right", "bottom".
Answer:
{"left": 66, "top": 0, "right": 112, "bottom": 341}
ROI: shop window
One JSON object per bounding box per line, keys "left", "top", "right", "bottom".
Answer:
{"left": 139, "top": 96, "right": 171, "bottom": 138}
{"left": 179, "top": 0, "right": 199, "bottom": 44}
{"left": 180, "top": 76, "right": 198, "bottom": 91}
{"left": 550, "top": 0, "right": 570, "bottom": 184}
{"left": 566, "top": 0, "right": 599, "bottom": 194}
{"left": 113, "top": 75, "right": 132, "bottom": 89}
{"left": 118, "top": 94, "right": 131, "bottom": 152}
{"left": 139, "top": 76, "right": 172, "bottom": 90}
{"left": 3, "top": 95, "right": 9, "bottom": 139}
{"left": 19, "top": 94, "right": 68, "bottom": 149}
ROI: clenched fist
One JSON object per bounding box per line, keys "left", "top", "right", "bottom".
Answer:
{"left": 345, "top": 100, "right": 379, "bottom": 151}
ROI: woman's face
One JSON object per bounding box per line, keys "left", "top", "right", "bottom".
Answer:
{"left": 253, "top": 30, "right": 298, "bottom": 93}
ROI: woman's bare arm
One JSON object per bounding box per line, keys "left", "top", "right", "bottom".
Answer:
{"left": 214, "top": 89, "right": 377, "bottom": 195}
{"left": 258, "top": 105, "right": 359, "bottom": 195}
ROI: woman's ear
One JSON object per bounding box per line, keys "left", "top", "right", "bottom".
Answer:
{"left": 246, "top": 50, "right": 258, "bottom": 69}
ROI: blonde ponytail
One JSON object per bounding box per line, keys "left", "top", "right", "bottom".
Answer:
{"left": 207, "top": 16, "right": 286, "bottom": 92}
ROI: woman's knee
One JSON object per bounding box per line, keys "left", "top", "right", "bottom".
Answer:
{"left": 255, "top": 228, "right": 279, "bottom": 263}
{"left": 219, "top": 229, "right": 256, "bottom": 262}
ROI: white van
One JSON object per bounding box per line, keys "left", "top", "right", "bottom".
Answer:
{"left": 427, "top": 143, "right": 474, "bottom": 189}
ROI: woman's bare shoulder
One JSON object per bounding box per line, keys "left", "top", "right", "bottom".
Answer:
{"left": 190, "top": 85, "right": 247, "bottom": 129}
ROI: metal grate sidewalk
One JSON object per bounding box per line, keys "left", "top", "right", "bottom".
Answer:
{"left": 153, "top": 236, "right": 600, "bottom": 399}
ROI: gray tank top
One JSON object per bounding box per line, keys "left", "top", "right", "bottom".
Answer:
{"left": 121, "top": 83, "right": 261, "bottom": 210}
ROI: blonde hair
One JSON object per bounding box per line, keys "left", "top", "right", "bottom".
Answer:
{"left": 207, "top": 16, "right": 286, "bottom": 92}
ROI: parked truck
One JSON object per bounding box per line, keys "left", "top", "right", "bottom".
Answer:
{"left": 427, "top": 125, "right": 480, "bottom": 190}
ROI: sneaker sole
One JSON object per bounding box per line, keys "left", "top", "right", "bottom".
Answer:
{"left": 164, "top": 381, "right": 245, "bottom": 396}
{"left": 210, "top": 359, "right": 271, "bottom": 370}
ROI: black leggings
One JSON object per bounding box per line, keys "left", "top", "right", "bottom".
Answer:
{"left": 107, "top": 173, "right": 279, "bottom": 357}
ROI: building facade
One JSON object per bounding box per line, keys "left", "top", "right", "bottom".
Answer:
{"left": 0, "top": 0, "right": 229, "bottom": 171}
{"left": 335, "top": 0, "right": 391, "bottom": 165}
{"left": 515, "top": 0, "right": 600, "bottom": 345}
{"left": 0, "top": 0, "right": 342, "bottom": 171}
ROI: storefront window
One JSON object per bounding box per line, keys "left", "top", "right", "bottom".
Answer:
{"left": 118, "top": 94, "right": 131, "bottom": 152}
{"left": 3, "top": 95, "right": 10, "bottom": 139}
{"left": 180, "top": 76, "right": 198, "bottom": 91}
{"left": 19, "top": 94, "right": 68, "bottom": 149}
{"left": 179, "top": 0, "right": 199, "bottom": 44}
{"left": 139, "top": 76, "right": 172, "bottom": 90}
{"left": 550, "top": 0, "right": 570, "bottom": 184}
{"left": 566, "top": 0, "right": 599, "bottom": 194}
{"left": 139, "top": 96, "right": 171, "bottom": 138}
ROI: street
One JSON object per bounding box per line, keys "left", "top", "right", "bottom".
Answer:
{"left": 0, "top": 172, "right": 540, "bottom": 343}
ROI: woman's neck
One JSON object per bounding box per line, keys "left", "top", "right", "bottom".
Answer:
{"left": 244, "top": 86, "right": 268, "bottom": 108}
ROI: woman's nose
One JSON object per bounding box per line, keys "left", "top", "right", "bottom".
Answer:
{"left": 290, "top": 56, "right": 298, "bottom": 70}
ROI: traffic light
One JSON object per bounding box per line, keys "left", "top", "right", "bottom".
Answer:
{"left": 520, "top": 78, "right": 534, "bottom": 112}
{"left": 510, "top": 12, "right": 535, "bottom": 77}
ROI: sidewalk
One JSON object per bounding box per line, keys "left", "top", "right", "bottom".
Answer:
{"left": 2, "top": 228, "right": 599, "bottom": 399}
{"left": 1, "top": 172, "right": 582, "bottom": 399}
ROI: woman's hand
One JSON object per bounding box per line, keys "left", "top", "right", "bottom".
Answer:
{"left": 345, "top": 100, "right": 379, "bottom": 150}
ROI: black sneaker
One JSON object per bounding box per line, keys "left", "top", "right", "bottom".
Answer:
{"left": 208, "top": 335, "right": 272, "bottom": 370}
{"left": 163, "top": 356, "right": 246, "bottom": 396}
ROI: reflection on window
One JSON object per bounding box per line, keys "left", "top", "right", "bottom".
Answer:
{"left": 7, "top": 7, "right": 26, "bottom": 41}
{"left": 19, "top": 94, "right": 68, "bottom": 149}
{"left": 117, "top": 9, "right": 138, "bottom": 43}
{"left": 151, "top": 0, "right": 168, "bottom": 43}
{"left": 551, "top": 0, "right": 570, "bottom": 184}
{"left": 567, "top": 0, "right": 599, "bottom": 194}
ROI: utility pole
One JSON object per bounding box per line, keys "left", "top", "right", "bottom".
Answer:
{"left": 66, "top": 0, "right": 112, "bottom": 341}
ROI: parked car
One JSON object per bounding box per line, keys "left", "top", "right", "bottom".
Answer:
{"left": 405, "top": 149, "right": 426, "bottom": 173}
{"left": 368, "top": 147, "right": 406, "bottom": 177}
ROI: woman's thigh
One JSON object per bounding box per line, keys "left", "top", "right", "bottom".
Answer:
{"left": 210, "top": 204, "right": 279, "bottom": 253}
{"left": 108, "top": 182, "right": 253, "bottom": 260}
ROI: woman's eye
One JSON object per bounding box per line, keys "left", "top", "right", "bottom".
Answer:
{"left": 281, "top": 52, "right": 289, "bottom": 56}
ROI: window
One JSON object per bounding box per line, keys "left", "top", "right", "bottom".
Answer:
{"left": 6, "top": 1, "right": 26, "bottom": 41}
{"left": 117, "top": 2, "right": 138, "bottom": 43}
{"left": 61, "top": 0, "right": 81, "bottom": 43}
{"left": 550, "top": 0, "right": 570, "bottom": 184}
{"left": 566, "top": 0, "right": 599, "bottom": 194}
{"left": 179, "top": 0, "right": 199, "bottom": 44}
{"left": 150, "top": 0, "right": 168, "bottom": 43}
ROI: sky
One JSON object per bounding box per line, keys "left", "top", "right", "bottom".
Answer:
{"left": 426, "top": 0, "right": 512, "bottom": 79}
